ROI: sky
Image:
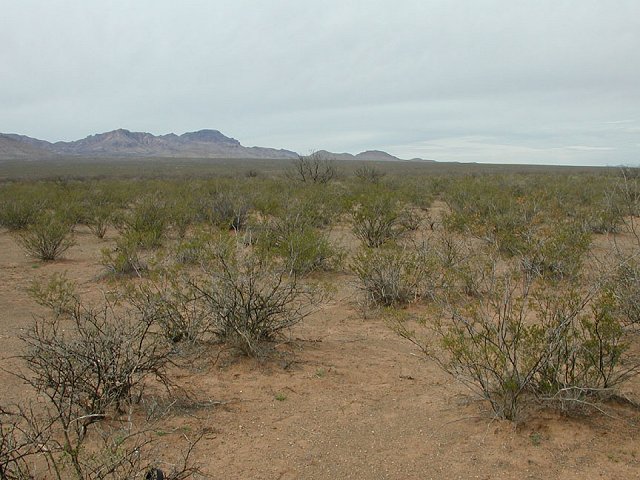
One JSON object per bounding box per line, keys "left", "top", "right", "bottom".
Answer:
{"left": 1, "top": 0, "right": 639, "bottom": 166}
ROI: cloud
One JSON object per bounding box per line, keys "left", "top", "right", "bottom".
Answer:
{"left": 1, "top": 1, "right": 639, "bottom": 165}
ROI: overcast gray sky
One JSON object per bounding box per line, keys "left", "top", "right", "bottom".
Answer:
{"left": 1, "top": 0, "right": 639, "bottom": 165}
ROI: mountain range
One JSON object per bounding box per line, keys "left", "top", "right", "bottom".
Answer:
{"left": 0, "top": 128, "right": 426, "bottom": 162}
{"left": 0, "top": 129, "right": 299, "bottom": 160}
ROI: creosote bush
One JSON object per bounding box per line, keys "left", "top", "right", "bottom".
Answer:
{"left": 113, "top": 196, "right": 167, "bottom": 249}
{"left": 396, "top": 269, "right": 640, "bottom": 420}
{"left": 256, "top": 206, "right": 342, "bottom": 275}
{"left": 518, "top": 222, "right": 591, "bottom": 281}
{"left": 351, "top": 192, "right": 408, "bottom": 248}
{"left": 208, "top": 191, "right": 250, "bottom": 231}
{"left": 28, "top": 272, "right": 79, "bottom": 317}
{"left": 101, "top": 237, "right": 147, "bottom": 277}
{"left": 608, "top": 257, "right": 640, "bottom": 326}
{"left": 17, "top": 214, "right": 75, "bottom": 261}
{"left": 82, "top": 203, "right": 113, "bottom": 239}
{"left": 171, "top": 233, "right": 212, "bottom": 266}
{"left": 0, "top": 199, "right": 42, "bottom": 231}
{"left": 193, "top": 252, "right": 321, "bottom": 357}
{"left": 352, "top": 244, "right": 434, "bottom": 307}
{"left": 432, "top": 233, "right": 495, "bottom": 299}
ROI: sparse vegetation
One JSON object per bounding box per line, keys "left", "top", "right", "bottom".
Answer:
{"left": 2, "top": 163, "right": 640, "bottom": 477}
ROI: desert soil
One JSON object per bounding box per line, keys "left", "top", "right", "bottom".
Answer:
{"left": 1, "top": 227, "right": 639, "bottom": 479}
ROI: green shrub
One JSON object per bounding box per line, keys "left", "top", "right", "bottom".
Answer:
{"left": 0, "top": 199, "right": 42, "bottom": 231}
{"left": 351, "top": 192, "right": 407, "bottom": 248}
{"left": 208, "top": 191, "right": 250, "bottom": 231}
{"left": 532, "top": 290, "right": 631, "bottom": 411}
{"left": 28, "top": 272, "right": 79, "bottom": 317}
{"left": 608, "top": 257, "right": 640, "bottom": 326}
{"left": 352, "top": 244, "right": 434, "bottom": 307}
{"left": 518, "top": 222, "right": 591, "bottom": 281}
{"left": 433, "top": 233, "right": 495, "bottom": 299}
{"left": 113, "top": 197, "right": 167, "bottom": 249}
{"left": 257, "top": 207, "right": 342, "bottom": 274}
{"left": 262, "top": 226, "right": 338, "bottom": 275}
{"left": 100, "top": 238, "right": 146, "bottom": 277}
{"left": 580, "top": 195, "right": 624, "bottom": 234}
{"left": 167, "top": 199, "right": 196, "bottom": 238}
{"left": 82, "top": 203, "right": 113, "bottom": 239}
{"left": 396, "top": 270, "right": 639, "bottom": 420}
{"left": 171, "top": 234, "right": 211, "bottom": 266}
{"left": 17, "top": 215, "right": 75, "bottom": 261}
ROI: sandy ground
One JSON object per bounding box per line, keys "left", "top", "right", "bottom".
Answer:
{"left": 1, "top": 225, "right": 639, "bottom": 479}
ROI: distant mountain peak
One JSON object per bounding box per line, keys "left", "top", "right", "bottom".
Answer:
{"left": 310, "top": 149, "right": 403, "bottom": 161}
{"left": 179, "top": 129, "right": 240, "bottom": 145}
{"left": 355, "top": 150, "right": 399, "bottom": 161}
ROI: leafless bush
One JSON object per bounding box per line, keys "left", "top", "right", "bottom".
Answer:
{"left": 3, "top": 278, "right": 202, "bottom": 478}
{"left": 288, "top": 152, "right": 338, "bottom": 184}
{"left": 0, "top": 406, "right": 45, "bottom": 479}
{"left": 354, "top": 164, "right": 385, "bottom": 184}
{"left": 19, "top": 291, "right": 171, "bottom": 422}
{"left": 0, "top": 404, "right": 202, "bottom": 480}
